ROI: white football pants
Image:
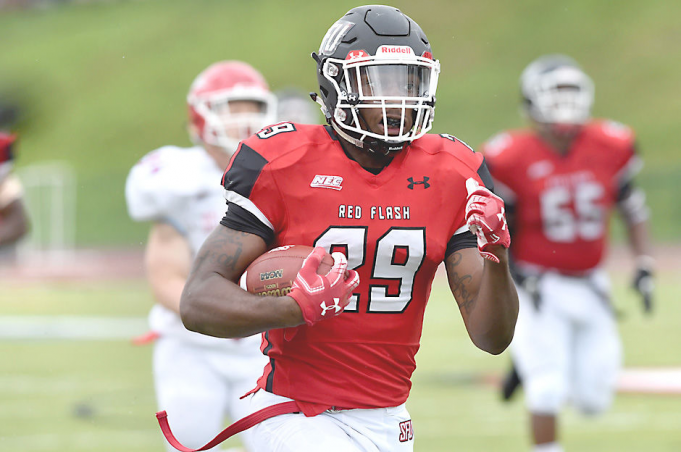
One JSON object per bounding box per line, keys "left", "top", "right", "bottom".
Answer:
{"left": 248, "top": 390, "right": 415, "bottom": 452}
{"left": 511, "top": 269, "right": 622, "bottom": 415}
{"left": 153, "top": 335, "right": 267, "bottom": 452}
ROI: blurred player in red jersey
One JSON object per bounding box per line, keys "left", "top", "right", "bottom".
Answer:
{"left": 480, "top": 54, "right": 655, "bottom": 452}
{"left": 0, "top": 132, "right": 29, "bottom": 253}
{"left": 125, "top": 61, "right": 277, "bottom": 452}
{"left": 176, "top": 5, "right": 518, "bottom": 451}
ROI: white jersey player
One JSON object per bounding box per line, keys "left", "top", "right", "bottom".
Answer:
{"left": 125, "top": 61, "right": 277, "bottom": 452}
{"left": 0, "top": 132, "right": 29, "bottom": 255}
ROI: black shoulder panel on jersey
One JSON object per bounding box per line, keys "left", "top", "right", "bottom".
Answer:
{"left": 220, "top": 202, "right": 275, "bottom": 244}
{"left": 478, "top": 158, "right": 495, "bottom": 192}
{"left": 445, "top": 230, "right": 478, "bottom": 258}
{"left": 221, "top": 144, "right": 269, "bottom": 198}
{"left": 324, "top": 125, "right": 338, "bottom": 141}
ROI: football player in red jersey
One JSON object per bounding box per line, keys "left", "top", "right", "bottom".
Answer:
{"left": 126, "top": 61, "right": 276, "bottom": 452}
{"left": 176, "top": 6, "right": 518, "bottom": 451}
{"left": 0, "top": 132, "right": 29, "bottom": 254}
{"left": 481, "top": 55, "right": 655, "bottom": 452}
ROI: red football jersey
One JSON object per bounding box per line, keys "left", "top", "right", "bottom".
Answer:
{"left": 481, "top": 120, "right": 639, "bottom": 273}
{"left": 222, "top": 124, "right": 486, "bottom": 409}
{"left": 0, "top": 132, "right": 15, "bottom": 164}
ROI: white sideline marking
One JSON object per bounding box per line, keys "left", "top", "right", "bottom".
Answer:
{"left": 0, "top": 315, "right": 147, "bottom": 340}
{"left": 617, "top": 367, "right": 681, "bottom": 394}
{"left": 0, "top": 430, "right": 159, "bottom": 451}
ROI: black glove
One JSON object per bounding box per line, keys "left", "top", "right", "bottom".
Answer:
{"left": 632, "top": 256, "right": 655, "bottom": 314}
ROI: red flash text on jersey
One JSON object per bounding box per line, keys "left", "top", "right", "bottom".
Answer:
{"left": 337, "top": 205, "right": 411, "bottom": 220}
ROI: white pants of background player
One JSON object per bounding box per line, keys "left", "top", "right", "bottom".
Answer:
{"left": 248, "top": 390, "right": 415, "bottom": 452}
{"left": 154, "top": 336, "right": 266, "bottom": 452}
{"left": 511, "top": 269, "right": 622, "bottom": 416}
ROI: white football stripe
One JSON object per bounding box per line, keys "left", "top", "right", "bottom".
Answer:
{"left": 454, "top": 224, "right": 469, "bottom": 235}
{"left": 224, "top": 190, "right": 274, "bottom": 231}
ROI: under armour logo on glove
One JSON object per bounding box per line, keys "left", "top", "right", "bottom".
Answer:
{"left": 288, "top": 247, "right": 360, "bottom": 326}
{"left": 320, "top": 298, "right": 343, "bottom": 315}
{"left": 465, "top": 178, "right": 511, "bottom": 263}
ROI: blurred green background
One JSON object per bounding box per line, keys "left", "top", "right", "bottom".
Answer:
{"left": 0, "top": 0, "right": 678, "bottom": 247}
{"left": 1, "top": 2, "right": 679, "bottom": 451}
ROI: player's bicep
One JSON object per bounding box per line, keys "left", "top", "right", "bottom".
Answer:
{"left": 445, "top": 247, "right": 484, "bottom": 318}
{"left": 189, "top": 224, "right": 268, "bottom": 284}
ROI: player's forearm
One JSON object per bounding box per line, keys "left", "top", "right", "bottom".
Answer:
{"left": 466, "top": 250, "right": 519, "bottom": 355}
{"left": 180, "top": 273, "right": 304, "bottom": 338}
{"left": 625, "top": 219, "right": 653, "bottom": 259}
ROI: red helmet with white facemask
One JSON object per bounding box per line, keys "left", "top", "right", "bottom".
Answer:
{"left": 187, "top": 61, "right": 277, "bottom": 154}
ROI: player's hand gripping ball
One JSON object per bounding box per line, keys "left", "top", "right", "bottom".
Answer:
{"left": 241, "top": 245, "right": 332, "bottom": 296}
{"left": 465, "top": 178, "right": 511, "bottom": 263}
{"left": 240, "top": 245, "right": 360, "bottom": 326}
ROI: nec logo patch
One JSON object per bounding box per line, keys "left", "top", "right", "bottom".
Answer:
{"left": 407, "top": 177, "right": 430, "bottom": 189}
{"left": 311, "top": 175, "right": 343, "bottom": 191}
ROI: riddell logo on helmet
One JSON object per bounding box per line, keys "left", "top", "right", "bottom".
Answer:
{"left": 377, "top": 46, "right": 414, "bottom": 56}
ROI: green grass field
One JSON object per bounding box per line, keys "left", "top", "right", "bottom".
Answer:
{"left": 1, "top": 271, "right": 679, "bottom": 451}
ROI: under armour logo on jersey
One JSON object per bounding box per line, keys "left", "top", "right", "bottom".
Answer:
{"left": 320, "top": 298, "right": 343, "bottom": 316}
{"left": 407, "top": 177, "right": 430, "bottom": 189}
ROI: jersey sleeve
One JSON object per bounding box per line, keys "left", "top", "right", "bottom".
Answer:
{"left": 440, "top": 133, "right": 492, "bottom": 190}
{"left": 0, "top": 133, "right": 16, "bottom": 183}
{"left": 594, "top": 121, "right": 647, "bottom": 224}
{"left": 125, "top": 146, "right": 201, "bottom": 222}
{"left": 220, "top": 142, "right": 285, "bottom": 244}
{"left": 600, "top": 121, "right": 641, "bottom": 187}
{"left": 440, "top": 136, "right": 490, "bottom": 257}
{"left": 479, "top": 132, "right": 518, "bottom": 204}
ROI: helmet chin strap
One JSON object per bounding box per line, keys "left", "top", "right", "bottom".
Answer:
{"left": 331, "top": 121, "right": 403, "bottom": 156}
{"left": 331, "top": 121, "right": 367, "bottom": 149}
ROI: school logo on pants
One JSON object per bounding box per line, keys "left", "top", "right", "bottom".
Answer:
{"left": 399, "top": 420, "right": 414, "bottom": 442}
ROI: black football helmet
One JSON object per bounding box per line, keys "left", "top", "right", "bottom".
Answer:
{"left": 312, "top": 5, "right": 440, "bottom": 155}
{"left": 520, "top": 54, "right": 594, "bottom": 126}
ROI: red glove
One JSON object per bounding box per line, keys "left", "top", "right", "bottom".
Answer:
{"left": 465, "top": 178, "right": 511, "bottom": 263}
{"left": 288, "top": 247, "right": 360, "bottom": 326}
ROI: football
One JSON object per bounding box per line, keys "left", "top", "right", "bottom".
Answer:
{"left": 240, "top": 245, "right": 334, "bottom": 297}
